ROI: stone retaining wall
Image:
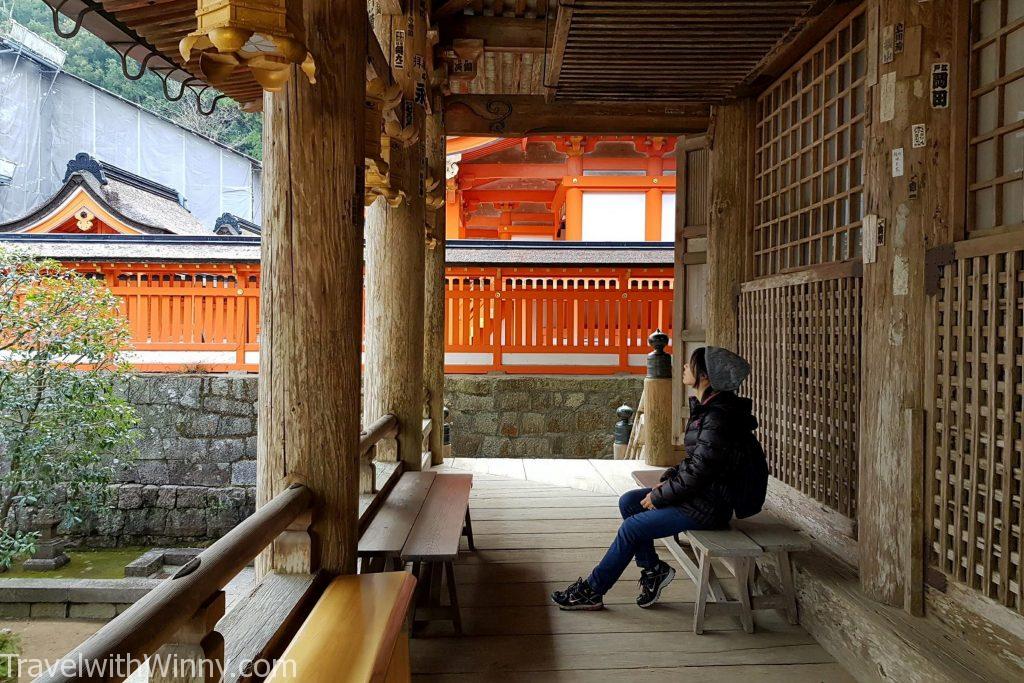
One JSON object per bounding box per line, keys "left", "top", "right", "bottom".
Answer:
{"left": 445, "top": 375, "right": 643, "bottom": 458}
{"left": 88, "top": 373, "right": 640, "bottom": 546}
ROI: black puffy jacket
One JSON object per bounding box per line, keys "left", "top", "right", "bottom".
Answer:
{"left": 648, "top": 391, "right": 756, "bottom": 528}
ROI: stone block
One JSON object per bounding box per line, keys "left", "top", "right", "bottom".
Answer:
{"left": 67, "top": 578, "right": 158, "bottom": 603}
{"left": 495, "top": 391, "right": 531, "bottom": 411}
{"left": 451, "top": 433, "right": 483, "bottom": 458}
{"left": 209, "top": 437, "right": 246, "bottom": 464}
{"left": 231, "top": 460, "right": 257, "bottom": 486}
{"left": 179, "top": 412, "right": 221, "bottom": 439}
{"left": 498, "top": 416, "right": 519, "bottom": 438}
{"left": 166, "top": 509, "right": 207, "bottom": 537}
{"left": 141, "top": 485, "right": 159, "bottom": 508}
{"left": 468, "top": 413, "right": 497, "bottom": 436}
{"left": 30, "top": 602, "right": 67, "bottom": 618}
{"left": 0, "top": 603, "right": 30, "bottom": 618}
{"left": 124, "top": 549, "right": 164, "bottom": 577}
{"left": 575, "top": 407, "right": 612, "bottom": 433}
{"left": 118, "top": 484, "right": 144, "bottom": 510}
{"left": 479, "top": 436, "right": 513, "bottom": 458}
{"left": 132, "top": 461, "right": 169, "bottom": 485}
{"left": 520, "top": 412, "right": 546, "bottom": 435}
{"left": 156, "top": 486, "right": 177, "bottom": 509}
{"left": 202, "top": 395, "right": 253, "bottom": 417}
{"left": 0, "top": 579, "right": 70, "bottom": 602}
{"left": 564, "top": 392, "right": 586, "bottom": 409}
{"left": 244, "top": 436, "right": 257, "bottom": 458}
{"left": 217, "top": 416, "right": 256, "bottom": 437}
{"left": 69, "top": 603, "right": 117, "bottom": 620}
{"left": 451, "top": 393, "right": 495, "bottom": 411}
{"left": 175, "top": 486, "right": 208, "bottom": 508}
{"left": 168, "top": 461, "right": 230, "bottom": 487}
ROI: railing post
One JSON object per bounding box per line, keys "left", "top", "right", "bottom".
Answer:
{"left": 643, "top": 330, "right": 675, "bottom": 466}
{"left": 149, "top": 590, "right": 225, "bottom": 683}
{"left": 613, "top": 404, "right": 634, "bottom": 460}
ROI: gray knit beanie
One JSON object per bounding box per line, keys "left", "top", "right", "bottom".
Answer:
{"left": 704, "top": 346, "right": 751, "bottom": 391}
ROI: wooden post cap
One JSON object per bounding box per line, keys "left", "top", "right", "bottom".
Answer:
{"left": 646, "top": 329, "right": 672, "bottom": 379}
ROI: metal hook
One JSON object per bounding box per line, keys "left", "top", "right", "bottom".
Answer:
{"left": 118, "top": 48, "right": 158, "bottom": 81}
{"left": 195, "top": 91, "right": 228, "bottom": 117}
{"left": 162, "top": 74, "right": 199, "bottom": 102}
{"left": 51, "top": 0, "right": 95, "bottom": 39}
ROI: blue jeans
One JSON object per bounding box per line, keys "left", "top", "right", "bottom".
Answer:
{"left": 587, "top": 487, "right": 703, "bottom": 595}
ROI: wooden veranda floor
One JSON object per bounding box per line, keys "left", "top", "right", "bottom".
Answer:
{"left": 410, "top": 459, "right": 854, "bottom": 682}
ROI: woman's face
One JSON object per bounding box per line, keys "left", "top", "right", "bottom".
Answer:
{"left": 682, "top": 361, "right": 697, "bottom": 388}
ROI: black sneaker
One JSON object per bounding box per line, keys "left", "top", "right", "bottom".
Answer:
{"left": 637, "top": 561, "right": 676, "bottom": 608}
{"left": 551, "top": 577, "right": 604, "bottom": 611}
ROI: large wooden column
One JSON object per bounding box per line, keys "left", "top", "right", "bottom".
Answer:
{"left": 364, "top": 1, "right": 428, "bottom": 471}
{"left": 859, "top": 0, "right": 961, "bottom": 607}
{"left": 423, "top": 110, "right": 446, "bottom": 466}
{"left": 706, "top": 100, "right": 755, "bottom": 349}
{"left": 257, "top": 0, "right": 366, "bottom": 576}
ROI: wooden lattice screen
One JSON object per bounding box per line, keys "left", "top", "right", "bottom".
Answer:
{"left": 928, "top": 239, "right": 1023, "bottom": 615}
{"left": 753, "top": 9, "right": 868, "bottom": 277}
{"left": 739, "top": 269, "right": 862, "bottom": 517}
{"left": 969, "top": 0, "right": 1024, "bottom": 236}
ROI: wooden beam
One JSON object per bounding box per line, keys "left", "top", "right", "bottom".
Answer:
{"left": 544, "top": 0, "right": 575, "bottom": 99}
{"left": 433, "top": 0, "right": 474, "bottom": 21}
{"left": 439, "top": 16, "right": 549, "bottom": 51}
{"left": 258, "top": 0, "right": 365, "bottom": 576}
{"left": 444, "top": 95, "right": 709, "bottom": 136}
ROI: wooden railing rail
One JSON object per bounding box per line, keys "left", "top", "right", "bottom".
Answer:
{"left": 38, "top": 483, "right": 313, "bottom": 683}
{"left": 359, "top": 413, "right": 399, "bottom": 494}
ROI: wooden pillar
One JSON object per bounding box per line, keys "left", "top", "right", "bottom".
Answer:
{"left": 364, "top": 0, "right": 428, "bottom": 472}
{"left": 706, "top": 100, "right": 755, "bottom": 350}
{"left": 565, "top": 186, "right": 583, "bottom": 241}
{"left": 645, "top": 188, "right": 663, "bottom": 242}
{"left": 257, "top": 0, "right": 365, "bottom": 576}
{"left": 859, "top": 0, "right": 961, "bottom": 607}
{"left": 565, "top": 150, "right": 584, "bottom": 241}
{"left": 643, "top": 331, "right": 674, "bottom": 467}
{"left": 424, "top": 110, "right": 446, "bottom": 467}
{"left": 364, "top": 153, "right": 427, "bottom": 470}
{"left": 445, "top": 187, "right": 463, "bottom": 239}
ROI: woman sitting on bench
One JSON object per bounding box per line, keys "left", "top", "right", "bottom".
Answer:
{"left": 552, "top": 346, "right": 755, "bottom": 610}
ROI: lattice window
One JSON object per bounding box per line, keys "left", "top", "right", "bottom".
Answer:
{"left": 970, "top": 0, "right": 1024, "bottom": 235}
{"left": 753, "top": 10, "right": 867, "bottom": 277}
{"left": 739, "top": 274, "right": 862, "bottom": 517}
{"left": 929, "top": 244, "right": 1023, "bottom": 614}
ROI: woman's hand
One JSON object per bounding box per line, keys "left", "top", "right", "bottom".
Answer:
{"left": 641, "top": 493, "right": 656, "bottom": 510}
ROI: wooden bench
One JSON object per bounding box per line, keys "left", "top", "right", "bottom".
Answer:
{"left": 631, "top": 469, "right": 809, "bottom": 634}
{"left": 733, "top": 517, "right": 811, "bottom": 625}
{"left": 358, "top": 471, "right": 474, "bottom": 634}
{"left": 264, "top": 572, "right": 416, "bottom": 682}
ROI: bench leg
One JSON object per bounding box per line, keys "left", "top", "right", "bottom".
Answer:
{"left": 693, "top": 550, "right": 711, "bottom": 635}
{"left": 444, "top": 560, "right": 462, "bottom": 635}
{"left": 463, "top": 508, "right": 476, "bottom": 551}
{"left": 735, "top": 558, "right": 755, "bottom": 634}
{"left": 777, "top": 550, "right": 799, "bottom": 625}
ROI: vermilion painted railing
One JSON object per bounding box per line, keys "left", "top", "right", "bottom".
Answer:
{"left": 73, "top": 263, "right": 672, "bottom": 374}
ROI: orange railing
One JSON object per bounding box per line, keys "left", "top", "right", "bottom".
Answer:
{"left": 73, "top": 263, "right": 672, "bottom": 374}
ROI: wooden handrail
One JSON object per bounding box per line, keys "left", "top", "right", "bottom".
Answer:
{"left": 359, "top": 413, "right": 399, "bottom": 456}
{"left": 38, "top": 483, "right": 313, "bottom": 683}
